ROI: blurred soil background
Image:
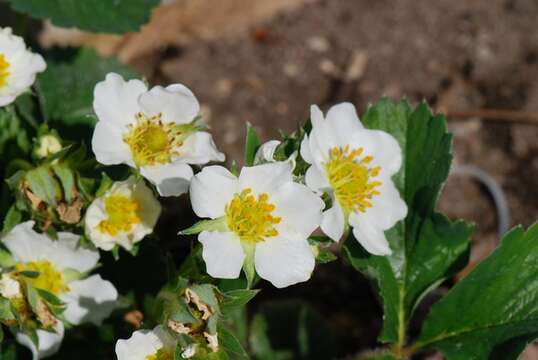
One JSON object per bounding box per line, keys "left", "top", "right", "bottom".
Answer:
{"left": 6, "top": 0, "right": 538, "bottom": 358}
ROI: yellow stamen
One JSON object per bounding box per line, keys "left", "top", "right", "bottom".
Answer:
{"left": 225, "top": 188, "right": 281, "bottom": 243}
{"left": 123, "top": 112, "right": 184, "bottom": 167}
{"left": 97, "top": 194, "right": 141, "bottom": 236}
{"left": 146, "top": 349, "right": 173, "bottom": 360}
{"left": 325, "top": 146, "right": 382, "bottom": 214}
{"left": 15, "top": 261, "right": 68, "bottom": 295}
{"left": 0, "top": 54, "right": 10, "bottom": 89}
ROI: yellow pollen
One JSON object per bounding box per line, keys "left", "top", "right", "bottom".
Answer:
{"left": 123, "top": 112, "right": 184, "bottom": 167}
{"left": 225, "top": 188, "right": 281, "bottom": 243}
{"left": 97, "top": 194, "right": 141, "bottom": 236}
{"left": 146, "top": 348, "right": 173, "bottom": 360}
{"left": 0, "top": 54, "right": 10, "bottom": 89}
{"left": 15, "top": 261, "right": 68, "bottom": 295}
{"left": 325, "top": 145, "right": 382, "bottom": 214}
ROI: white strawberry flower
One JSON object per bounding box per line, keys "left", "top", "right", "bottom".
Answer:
{"left": 189, "top": 161, "right": 324, "bottom": 288}
{"left": 115, "top": 325, "right": 176, "bottom": 360}
{"left": 1, "top": 221, "right": 118, "bottom": 359}
{"left": 85, "top": 177, "right": 161, "bottom": 251}
{"left": 0, "top": 27, "right": 46, "bottom": 107}
{"left": 300, "top": 102, "right": 407, "bottom": 256}
{"left": 91, "top": 73, "right": 225, "bottom": 197}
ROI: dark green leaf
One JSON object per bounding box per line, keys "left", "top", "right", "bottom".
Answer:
{"left": 342, "top": 99, "right": 473, "bottom": 344}
{"left": 37, "top": 49, "right": 138, "bottom": 126}
{"left": 249, "top": 301, "right": 336, "bottom": 360}
{"left": 414, "top": 223, "right": 538, "bottom": 359}
{"left": 19, "top": 270, "right": 40, "bottom": 279}
{"left": 244, "top": 123, "right": 262, "bottom": 166}
{"left": 219, "top": 326, "right": 249, "bottom": 360}
{"left": 10, "top": 0, "right": 159, "bottom": 34}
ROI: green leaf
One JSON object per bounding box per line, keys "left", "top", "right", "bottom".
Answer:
{"left": 51, "top": 164, "right": 75, "bottom": 203}
{"left": 220, "top": 289, "right": 259, "bottom": 312}
{"left": 342, "top": 99, "right": 473, "bottom": 345}
{"left": 413, "top": 223, "right": 538, "bottom": 359}
{"left": 25, "top": 166, "right": 59, "bottom": 206}
{"left": 95, "top": 172, "right": 114, "bottom": 198}
{"left": 244, "top": 123, "right": 262, "bottom": 166}
{"left": 9, "top": 0, "right": 159, "bottom": 34}
{"left": 37, "top": 49, "right": 138, "bottom": 126}
{"left": 2, "top": 206, "right": 22, "bottom": 233}
{"left": 0, "top": 298, "right": 15, "bottom": 322}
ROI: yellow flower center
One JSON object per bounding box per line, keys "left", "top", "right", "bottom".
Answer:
{"left": 15, "top": 261, "right": 68, "bottom": 295}
{"left": 146, "top": 348, "right": 173, "bottom": 360}
{"left": 123, "top": 112, "right": 184, "bottom": 167}
{"left": 0, "top": 54, "right": 9, "bottom": 89}
{"left": 225, "top": 188, "right": 281, "bottom": 243}
{"left": 97, "top": 194, "right": 141, "bottom": 236}
{"left": 325, "top": 145, "right": 382, "bottom": 214}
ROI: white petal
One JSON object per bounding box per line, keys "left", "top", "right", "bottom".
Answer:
{"left": 198, "top": 231, "right": 245, "bottom": 279}
{"left": 91, "top": 121, "right": 133, "bottom": 166}
{"left": 139, "top": 84, "right": 200, "bottom": 124}
{"left": 1, "top": 221, "right": 50, "bottom": 262}
{"left": 304, "top": 165, "right": 329, "bottom": 192}
{"left": 352, "top": 178, "right": 407, "bottom": 230}
{"left": 61, "top": 275, "right": 118, "bottom": 326}
{"left": 141, "top": 162, "right": 193, "bottom": 197}
{"left": 16, "top": 322, "right": 64, "bottom": 360}
{"left": 254, "top": 236, "right": 315, "bottom": 288}
{"left": 254, "top": 140, "right": 281, "bottom": 163}
{"left": 310, "top": 105, "right": 325, "bottom": 129}
{"left": 320, "top": 203, "right": 345, "bottom": 242}
{"left": 178, "top": 131, "right": 225, "bottom": 164}
{"left": 348, "top": 129, "right": 403, "bottom": 176}
{"left": 116, "top": 325, "right": 172, "bottom": 360}
{"left": 299, "top": 135, "right": 313, "bottom": 164}
{"left": 272, "top": 182, "right": 323, "bottom": 239}
{"left": 325, "top": 102, "right": 364, "bottom": 135}
{"left": 93, "top": 72, "right": 146, "bottom": 128}
{"left": 238, "top": 161, "right": 293, "bottom": 195}
{"left": 350, "top": 217, "right": 392, "bottom": 256}
{"left": 189, "top": 166, "right": 238, "bottom": 219}
{"left": 48, "top": 232, "right": 100, "bottom": 273}
{"left": 0, "top": 94, "right": 16, "bottom": 106}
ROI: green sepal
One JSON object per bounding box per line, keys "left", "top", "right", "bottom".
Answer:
{"left": 179, "top": 218, "right": 227, "bottom": 236}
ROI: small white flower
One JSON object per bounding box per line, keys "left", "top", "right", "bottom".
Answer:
{"left": 1, "top": 221, "right": 118, "bottom": 359}
{"left": 115, "top": 325, "right": 176, "bottom": 360}
{"left": 254, "top": 140, "right": 281, "bottom": 163}
{"left": 189, "top": 161, "right": 324, "bottom": 288}
{"left": 300, "top": 102, "right": 407, "bottom": 256}
{"left": 85, "top": 177, "right": 161, "bottom": 251}
{"left": 0, "top": 273, "right": 21, "bottom": 298}
{"left": 91, "top": 73, "right": 225, "bottom": 196}
{"left": 16, "top": 321, "right": 64, "bottom": 360}
{"left": 181, "top": 344, "right": 197, "bottom": 359}
{"left": 0, "top": 27, "right": 46, "bottom": 107}
{"left": 35, "top": 134, "right": 62, "bottom": 159}
{"left": 254, "top": 140, "right": 297, "bottom": 166}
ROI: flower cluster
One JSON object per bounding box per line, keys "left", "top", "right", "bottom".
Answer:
{"left": 0, "top": 26, "right": 407, "bottom": 359}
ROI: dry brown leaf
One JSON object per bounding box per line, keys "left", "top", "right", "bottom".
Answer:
{"left": 56, "top": 198, "right": 83, "bottom": 224}
{"left": 124, "top": 310, "right": 144, "bottom": 328}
